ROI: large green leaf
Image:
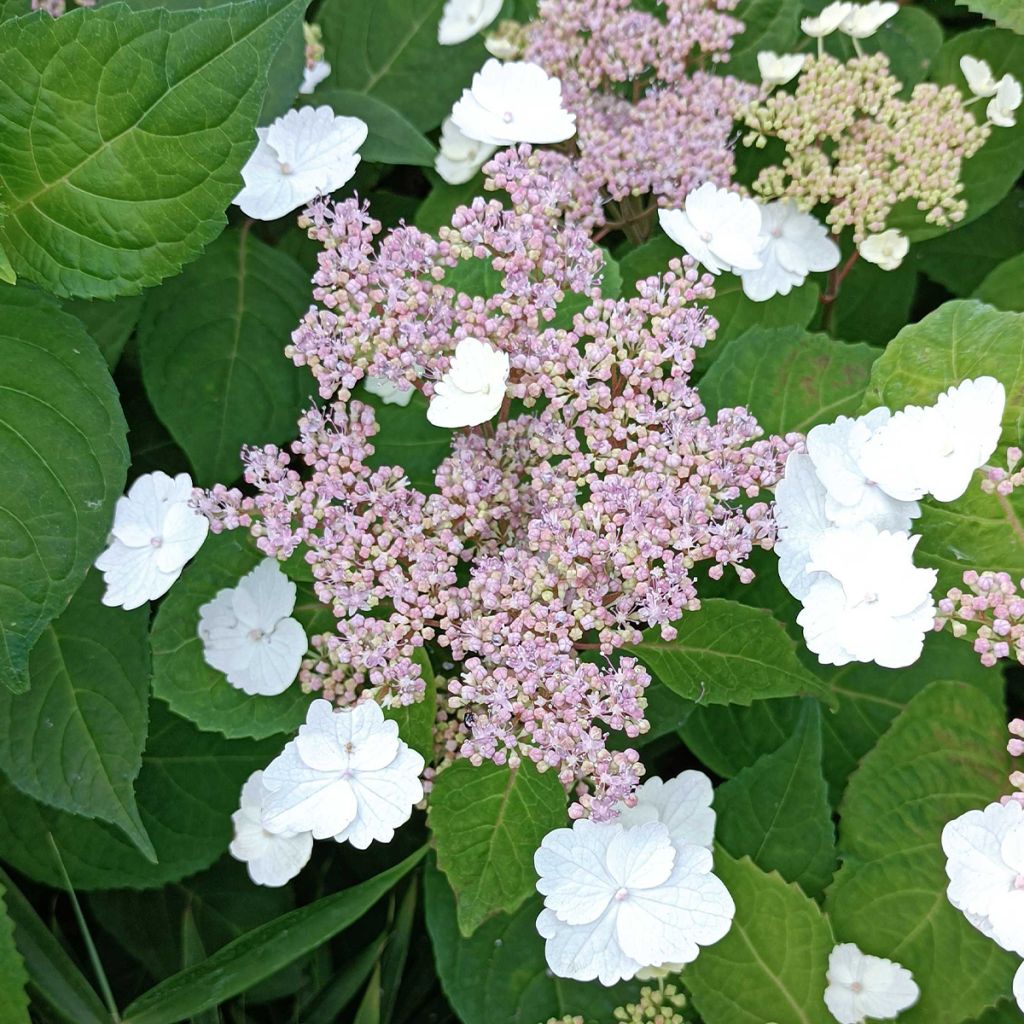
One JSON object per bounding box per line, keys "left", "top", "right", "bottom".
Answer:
{"left": 0, "top": 0, "right": 306, "bottom": 298}
{"left": 429, "top": 761, "right": 567, "bottom": 936}
{"left": 319, "top": 0, "right": 485, "bottom": 132}
{"left": 0, "top": 868, "right": 109, "bottom": 1024}
{"left": 625, "top": 598, "right": 832, "bottom": 706}
{"left": 0, "top": 286, "right": 128, "bottom": 693}
{"left": 307, "top": 89, "right": 436, "bottom": 166}
{"left": 827, "top": 256, "right": 916, "bottom": 345}
{"left": 64, "top": 294, "right": 145, "bottom": 370}
{"left": 0, "top": 700, "right": 282, "bottom": 890}
{"left": 685, "top": 852, "right": 834, "bottom": 1024}
{"left": 698, "top": 327, "right": 878, "bottom": 435}
{"left": 0, "top": 572, "right": 154, "bottom": 860}
{"left": 827, "top": 682, "right": 1016, "bottom": 1023}
{"left": 955, "top": 0, "right": 1024, "bottom": 33}
{"left": 121, "top": 849, "right": 425, "bottom": 1024}
{"left": 0, "top": 881, "right": 28, "bottom": 1024}
{"left": 974, "top": 252, "right": 1024, "bottom": 312}
{"left": 151, "top": 531, "right": 313, "bottom": 740}
{"left": 138, "top": 227, "right": 312, "bottom": 486}
{"left": 423, "top": 861, "right": 637, "bottom": 1024}
{"left": 715, "top": 701, "right": 835, "bottom": 897}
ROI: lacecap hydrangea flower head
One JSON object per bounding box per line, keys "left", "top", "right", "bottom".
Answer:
{"left": 198, "top": 145, "right": 799, "bottom": 819}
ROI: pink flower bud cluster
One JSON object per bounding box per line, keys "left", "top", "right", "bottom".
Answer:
{"left": 524, "top": 0, "right": 754, "bottom": 233}
{"left": 198, "top": 149, "right": 799, "bottom": 819}
{"left": 741, "top": 54, "right": 989, "bottom": 242}
{"left": 981, "top": 447, "right": 1024, "bottom": 497}
{"left": 1004, "top": 718, "right": 1024, "bottom": 807}
{"left": 935, "top": 570, "right": 1024, "bottom": 668}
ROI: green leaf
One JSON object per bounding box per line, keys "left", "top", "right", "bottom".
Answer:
{"left": 827, "top": 681, "right": 1016, "bottom": 1023}
{"left": 0, "top": 881, "right": 29, "bottom": 1024}
{"left": 715, "top": 701, "right": 835, "bottom": 897}
{"left": 955, "top": 0, "right": 1024, "bottom": 33}
{"left": 309, "top": 89, "right": 436, "bottom": 166}
{"left": 0, "top": 0, "right": 306, "bottom": 298}
{"left": 914, "top": 191, "right": 1024, "bottom": 296}
{"left": 429, "top": 761, "right": 566, "bottom": 936}
{"left": 827, "top": 256, "right": 916, "bottom": 345}
{"left": 384, "top": 648, "right": 437, "bottom": 762}
{"left": 862, "top": 300, "right": 1024, "bottom": 450}
{"left": 0, "top": 699, "right": 282, "bottom": 890}
{"left": 0, "top": 868, "right": 109, "bottom": 1024}
{"left": 64, "top": 294, "right": 145, "bottom": 370}
{"left": 138, "top": 227, "right": 312, "bottom": 487}
{"left": 320, "top": 0, "right": 485, "bottom": 132}
{"left": 698, "top": 327, "right": 878, "bottom": 435}
{"left": 0, "top": 571, "right": 154, "bottom": 861}
{"left": 685, "top": 852, "right": 834, "bottom": 1024}
{"left": 0, "top": 285, "right": 128, "bottom": 693}
{"left": 727, "top": 0, "right": 802, "bottom": 81}
{"left": 151, "top": 531, "right": 312, "bottom": 741}
{"left": 0, "top": 243, "right": 14, "bottom": 286}
{"left": 364, "top": 390, "right": 452, "bottom": 493}
{"left": 974, "top": 252, "right": 1024, "bottom": 312}
{"left": 424, "top": 860, "right": 637, "bottom": 1024}
{"left": 625, "top": 598, "right": 832, "bottom": 707}
{"left": 121, "top": 849, "right": 426, "bottom": 1024}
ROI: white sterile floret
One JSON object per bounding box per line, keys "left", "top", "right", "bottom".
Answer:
{"left": 942, "top": 799, "right": 1024, "bottom": 956}
{"left": 299, "top": 60, "right": 331, "bottom": 95}
{"left": 740, "top": 200, "right": 840, "bottom": 301}
{"left": 773, "top": 453, "right": 832, "bottom": 601}
{"left": 797, "top": 524, "right": 937, "bottom": 668}
{"left": 438, "top": 0, "right": 502, "bottom": 45}
{"left": 229, "top": 771, "right": 313, "bottom": 887}
{"left": 450, "top": 59, "right": 576, "bottom": 145}
{"left": 801, "top": 2, "right": 855, "bottom": 38}
{"left": 534, "top": 819, "right": 734, "bottom": 985}
{"left": 427, "top": 337, "right": 510, "bottom": 428}
{"left": 364, "top": 375, "right": 415, "bottom": 407}
{"left": 857, "top": 377, "right": 1006, "bottom": 503}
{"left": 805, "top": 410, "right": 920, "bottom": 532}
{"left": 234, "top": 106, "right": 367, "bottom": 221}
{"left": 95, "top": 471, "right": 209, "bottom": 610}
{"left": 839, "top": 1, "right": 899, "bottom": 39}
{"left": 988, "top": 74, "right": 1022, "bottom": 129}
{"left": 857, "top": 230, "right": 909, "bottom": 271}
{"left": 260, "top": 698, "right": 424, "bottom": 847}
{"left": 198, "top": 559, "right": 307, "bottom": 697}
{"left": 435, "top": 116, "right": 497, "bottom": 185}
{"left": 618, "top": 770, "right": 716, "bottom": 851}
{"left": 659, "top": 183, "right": 765, "bottom": 276}
{"left": 961, "top": 55, "right": 1001, "bottom": 98}
{"left": 757, "top": 51, "right": 806, "bottom": 88}
{"left": 824, "top": 943, "right": 920, "bottom": 1024}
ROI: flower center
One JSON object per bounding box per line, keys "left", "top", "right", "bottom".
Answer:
{"left": 248, "top": 628, "right": 265, "bottom": 642}
{"left": 278, "top": 161, "right": 294, "bottom": 175}
{"left": 612, "top": 887, "right": 629, "bottom": 902}
{"left": 150, "top": 536, "right": 163, "bottom": 548}
{"left": 1014, "top": 874, "right": 1024, "bottom": 890}
{"left": 700, "top": 230, "right": 713, "bottom": 243}
{"left": 771, "top": 227, "right": 783, "bottom": 238}
{"left": 502, "top": 111, "right": 514, "bottom": 124}
{"left": 850, "top": 981, "right": 863, "bottom": 993}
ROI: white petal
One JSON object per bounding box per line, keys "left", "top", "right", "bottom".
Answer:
{"left": 537, "top": 905, "right": 642, "bottom": 985}
{"left": 438, "top": 0, "right": 502, "bottom": 45}
{"left": 299, "top": 60, "right": 331, "bottom": 95}
{"left": 1014, "top": 960, "right": 1024, "bottom": 1012}
{"left": 961, "top": 55, "right": 999, "bottom": 97}
{"left": 659, "top": 207, "right": 723, "bottom": 275}
{"left": 226, "top": 617, "right": 306, "bottom": 696}
{"left": 535, "top": 820, "right": 621, "bottom": 925}
{"left": 232, "top": 559, "right": 297, "bottom": 631}
{"left": 229, "top": 771, "right": 313, "bottom": 886}
{"left": 95, "top": 539, "right": 182, "bottom": 609}
{"left": 619, "top": 771, "right": 716, "bottom": 851}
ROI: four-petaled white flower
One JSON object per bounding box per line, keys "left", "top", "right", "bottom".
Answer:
{"left": 757, "top": 51, "right": 806, "bottom": 88}
{"left": 857, "top": 377, "right": 1005, "bottom": 503}
{"left": 942, "top": 799, "right": 1024, "bottom": 956}
{"left": 534, "top": 819, "right": 734, "bottom": 985}
{"left": 198, "top": 559, "right": 308, "bottom": 697}
{"left": 961, "top": 55, "right": 1001, "bottom": 98}
{"left": 618, "top": 770, "right": 716, "bottom": 852}
{"left": 659, "top": 183, "right": 765, "bottom": 276}
{"left": 95, "top": 471, "right": 209, "bottom": 610}
{"left": 234, "top": 106, "right": 368, "bottom": 221}
{"left": 801, "top": 2, "right": 854, "bottom": 38}
{"left": 438, "top": 0, "right": 502, "bottom": 45}
{"left": 435, "top": 116, "right": 497, "bottom": 185}
{"left": 797, "top": 524, "right": 937, "bottom": 669}
{"left": 229, "top": 770, "right": 313, "bottom": 887}
{"left": 260, "top": 698, "right": 424, "bottom": 847}
{"left": 824, "top": 943, "right": 920, "bottom": 1024}
{"left": 857, "top": 230, "right": 909, "bottom": 271}
{"left": 365, "top": 375, "right": 415, "bottom": 407}
{"left": 740, "top": 200, "right": 840, "bottom": 301}
{"left": 299, "top": 60, "right": 331, "bottom": 95}
{"left": 988, "top": 74, "right": 1022, "bottom": 129}
{"left": 839, "top": 2, "right": 899, "bottom": 39}
{"left": 427, "top": 337, "right": 510, "bottom": 428}
{"left": 450, "top": 59, "right": 576, "bottom": 145}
